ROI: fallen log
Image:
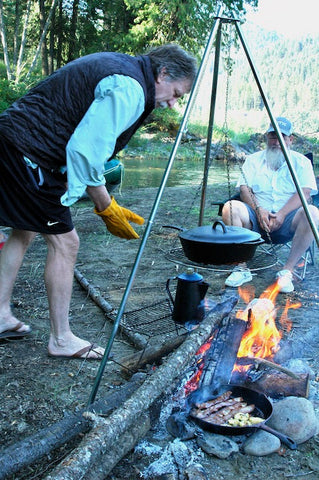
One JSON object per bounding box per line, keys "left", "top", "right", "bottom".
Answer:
{"left": 74, "top": 267, "right": 148, "bottom": 349}
{"left": 119, "top": 333, "right": 187, "bottom": 374}
{"left": 0, "top": 373, "right": 146, "bottom": 480}
{"left": 44, "top": 307, "right": 231, "bottom": 480}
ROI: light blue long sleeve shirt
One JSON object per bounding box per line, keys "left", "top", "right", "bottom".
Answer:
{"left": 61, "top": 74, "right": 145, "bottom": 206}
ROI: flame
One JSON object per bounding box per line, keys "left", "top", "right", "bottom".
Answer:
{"left": 236, "top": 298, "right": 282, "bottom": 359}
{"left": 234, "top": 281, "right": 301, "bottom": 372}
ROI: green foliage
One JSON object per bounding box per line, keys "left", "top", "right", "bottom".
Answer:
{"left": 0, "top": 68, "right": 28, "bottom": 112}
{"left": 216, "top": 23, "right": 319, "bottom": 133}
{"left": 0, "top": 0, "right": 258, "bottom": 81}
{"left": 145, "top": 108, "right": 182, "bottom": 134}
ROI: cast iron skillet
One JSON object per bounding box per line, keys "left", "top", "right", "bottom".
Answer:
{"left": 187, "top": 384, "right": 297, "bottom": 450}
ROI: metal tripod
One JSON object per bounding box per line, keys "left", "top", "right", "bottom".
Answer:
{"left": 199, "top": 16, "right": 319, "bottom": 250}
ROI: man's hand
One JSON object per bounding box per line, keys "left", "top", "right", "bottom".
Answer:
{"left": 94, "top": 196, "right": 144, "bottom": 239}
{"left": 256, "top": 207, "right": 271, "bottom": 232}
{"left": 268, "top": 211, "right": 285, "bottom": 232}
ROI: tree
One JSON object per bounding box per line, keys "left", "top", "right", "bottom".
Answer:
{"left": 0, "top": 0, "right": 59, "bottom": 83}
{"left": 0, "top": 0, "right": 258, "bottom": 85}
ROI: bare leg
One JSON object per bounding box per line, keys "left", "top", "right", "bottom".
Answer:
{"left": 43, "top": 229, "right": 104, "bottom": 359}
{"left": 0, "top": 229, "right": 36, "bottom": 333}
{"left": 222, "top": 201, "right": 253, "bottom": 284}
{"left": 222, "top": 200, "right": 252, "bottom": 229}
{"left": 283, "top": 205, "right": 319, "bottom": 272}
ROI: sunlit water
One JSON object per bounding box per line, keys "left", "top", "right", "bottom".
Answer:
{"left": 121, "top": 155, "right": 319, "bottom": 190}
{"left": 121, "top": 156, "right": 239, "bottom": 189}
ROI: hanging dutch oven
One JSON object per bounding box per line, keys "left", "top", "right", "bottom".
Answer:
{"left": 165, "top": 220, "right": 264, "bottom": 265}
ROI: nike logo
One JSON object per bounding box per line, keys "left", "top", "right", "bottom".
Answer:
{"left": 47, "top": 221, "right": 59, "bottom": 226}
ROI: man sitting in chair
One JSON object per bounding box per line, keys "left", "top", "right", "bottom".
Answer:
{"left": 222, "top": 116, "right": 319, "bottom": 293}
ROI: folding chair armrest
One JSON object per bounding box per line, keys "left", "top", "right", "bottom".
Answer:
{"left": 211, "top": 192, "right": 241, "bottom": 217}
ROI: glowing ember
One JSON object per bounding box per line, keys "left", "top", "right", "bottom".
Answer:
{"left": 184, "top": 336, "right": 214, "bottom": 395}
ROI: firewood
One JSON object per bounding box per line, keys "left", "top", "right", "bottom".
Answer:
{"left": 236, "top": 356, "right": 300, "bottom": 379}
{"left": 119, "top": 334, "right": 187, "bottom": 374}
{"left": 250, "top": 372, "right": 310, "bottom": 399}
{"left": 42, "top": 308, "right": 229, "bottom": 480}
{"left": 0, "top": 373, "right": 146, "bottom": 480}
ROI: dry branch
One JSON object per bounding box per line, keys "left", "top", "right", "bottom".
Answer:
{"left": 74, "top": 267, "right": 148, "bottom": 349}
{"left": 237, "top": 356, "right": 300, "bottom": 379}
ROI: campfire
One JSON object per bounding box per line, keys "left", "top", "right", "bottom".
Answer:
{"left": 233, "top": 281, "right": 301, "bottom": 375}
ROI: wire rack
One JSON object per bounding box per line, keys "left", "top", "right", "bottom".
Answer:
{"left": 121, "top": 298, "right": 187, "bottom": 338}
{"left": 165, "top": 246, "right": 278, "bottom": 273}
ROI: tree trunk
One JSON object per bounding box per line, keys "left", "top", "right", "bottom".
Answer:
{"left": 39, "top": 0, "right": 49, "bottom": 76}
{"left": 26, "top": 0, "right": 59, "bottom": 80}
{"left": 67, "top": 0, "right": 79, "bottom": 62}
{"left": 0, "top": 0, "right": 12, "bottom": 80}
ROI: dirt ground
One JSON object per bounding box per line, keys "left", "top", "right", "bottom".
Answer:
{"left": 0, "top": 184, "right": 319, "bottom": 480}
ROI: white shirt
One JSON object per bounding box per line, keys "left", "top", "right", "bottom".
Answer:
{"left": 237, "top": 149, "right": 318, "bottom": 212}
{"left": 61, "top": 74, "right": 145, "bottom": 206}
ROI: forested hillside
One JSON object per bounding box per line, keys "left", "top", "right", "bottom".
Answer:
{"left": 200, "top": 22, "right": 319, "bottom": 135}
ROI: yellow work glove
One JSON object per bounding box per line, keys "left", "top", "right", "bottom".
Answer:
{"left": 94, "top": 196, "right": 144, "bottom": 240}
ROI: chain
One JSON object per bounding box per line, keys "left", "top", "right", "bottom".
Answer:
{"left": 221, "top": 24, "right": 275, "bottom": 251}
{"left": 223, "top": 24, "right": 234, "bottom": 225}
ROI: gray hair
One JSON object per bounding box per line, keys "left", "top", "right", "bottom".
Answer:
{"left": 147, "top": 44, "right": 197, "bottom": 84}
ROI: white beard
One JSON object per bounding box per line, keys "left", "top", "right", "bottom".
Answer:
{"left": 266, "top": 147, "right": 286, "bottom": 171}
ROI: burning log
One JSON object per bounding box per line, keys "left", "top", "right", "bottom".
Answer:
{"left": 236, "top": 356, "right": 300, "bottom": 379}
{"left": 199, "top": 315, "right": 247, "bottom": 388}
{"left": 251, "top": 372, "right": 310, "bottom": 399}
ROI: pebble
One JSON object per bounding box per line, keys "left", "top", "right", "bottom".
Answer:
{"left": 243, "top": 430, "right": 281, "bottom": 456}
{"left": 196, "top": 431, "right": 239, "bottom": 459}
{"left": 267, "top": 396, "right": 319, "bottom": 444}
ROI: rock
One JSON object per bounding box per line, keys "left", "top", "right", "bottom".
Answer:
{"left": 184, "top": 462, "right": 209, "bottom": 480}
{"left": 196, "top": 431, "right": 239, "bottom": 459}
{"left": 267, "top": 396, "right": 319, "bottom": 444}
{"left": 166, "top": 412, "right": 196, "bottom": 440}
{"left": 243, "top": 430, "right": 281, "bottom": 456}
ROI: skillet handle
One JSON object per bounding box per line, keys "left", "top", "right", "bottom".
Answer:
{"left": 259, "top": 424, "right": 298, "bottom": 450}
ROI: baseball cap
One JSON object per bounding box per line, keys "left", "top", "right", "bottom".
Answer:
{"left": 267, "top": 117, "right": 293, "bottom": 136}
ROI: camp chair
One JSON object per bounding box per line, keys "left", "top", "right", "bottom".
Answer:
{"left": 211, "top": 152, "right": 317, "bottom": 280}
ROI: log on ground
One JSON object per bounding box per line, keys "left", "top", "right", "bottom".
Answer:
{"left": 44, "top": 308, "right": 228, "bottom": 480}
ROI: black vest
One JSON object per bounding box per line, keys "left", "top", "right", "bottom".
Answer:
{"left": 0, "top": 52, "right": 155, "bottom": 169}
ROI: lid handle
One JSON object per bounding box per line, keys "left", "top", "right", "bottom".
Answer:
{"left": 212, "top": 220, "right": 227, "bottom": 234}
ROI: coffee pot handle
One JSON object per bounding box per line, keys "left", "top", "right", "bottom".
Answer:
{"left": 166, "top": 277, "right": 176, "bottom": 307}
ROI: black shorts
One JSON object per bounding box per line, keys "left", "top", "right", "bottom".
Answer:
{"left": 0, "top": 137, "right": 74, "bottom": 234}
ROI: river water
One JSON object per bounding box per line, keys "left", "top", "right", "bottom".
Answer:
{"left": 121, "top": 156, "right": 239, "bottom": 189}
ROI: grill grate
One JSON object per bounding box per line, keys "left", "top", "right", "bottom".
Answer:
{"left": 121, "top": 298, "right": 187, "bottom": 338}
{"left": 165, "top": 246, "right": 277, "bottom": 273}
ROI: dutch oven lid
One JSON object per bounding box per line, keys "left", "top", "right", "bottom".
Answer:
{"left": 179, "top": 220, "right": 262, "bottom": 244}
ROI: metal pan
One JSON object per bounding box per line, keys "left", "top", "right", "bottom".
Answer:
{"left": 163, "top": 222, "right": 264, "bottom": 265}
{"left": 188, "top": 384, "right": 297, "bottom": 450}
